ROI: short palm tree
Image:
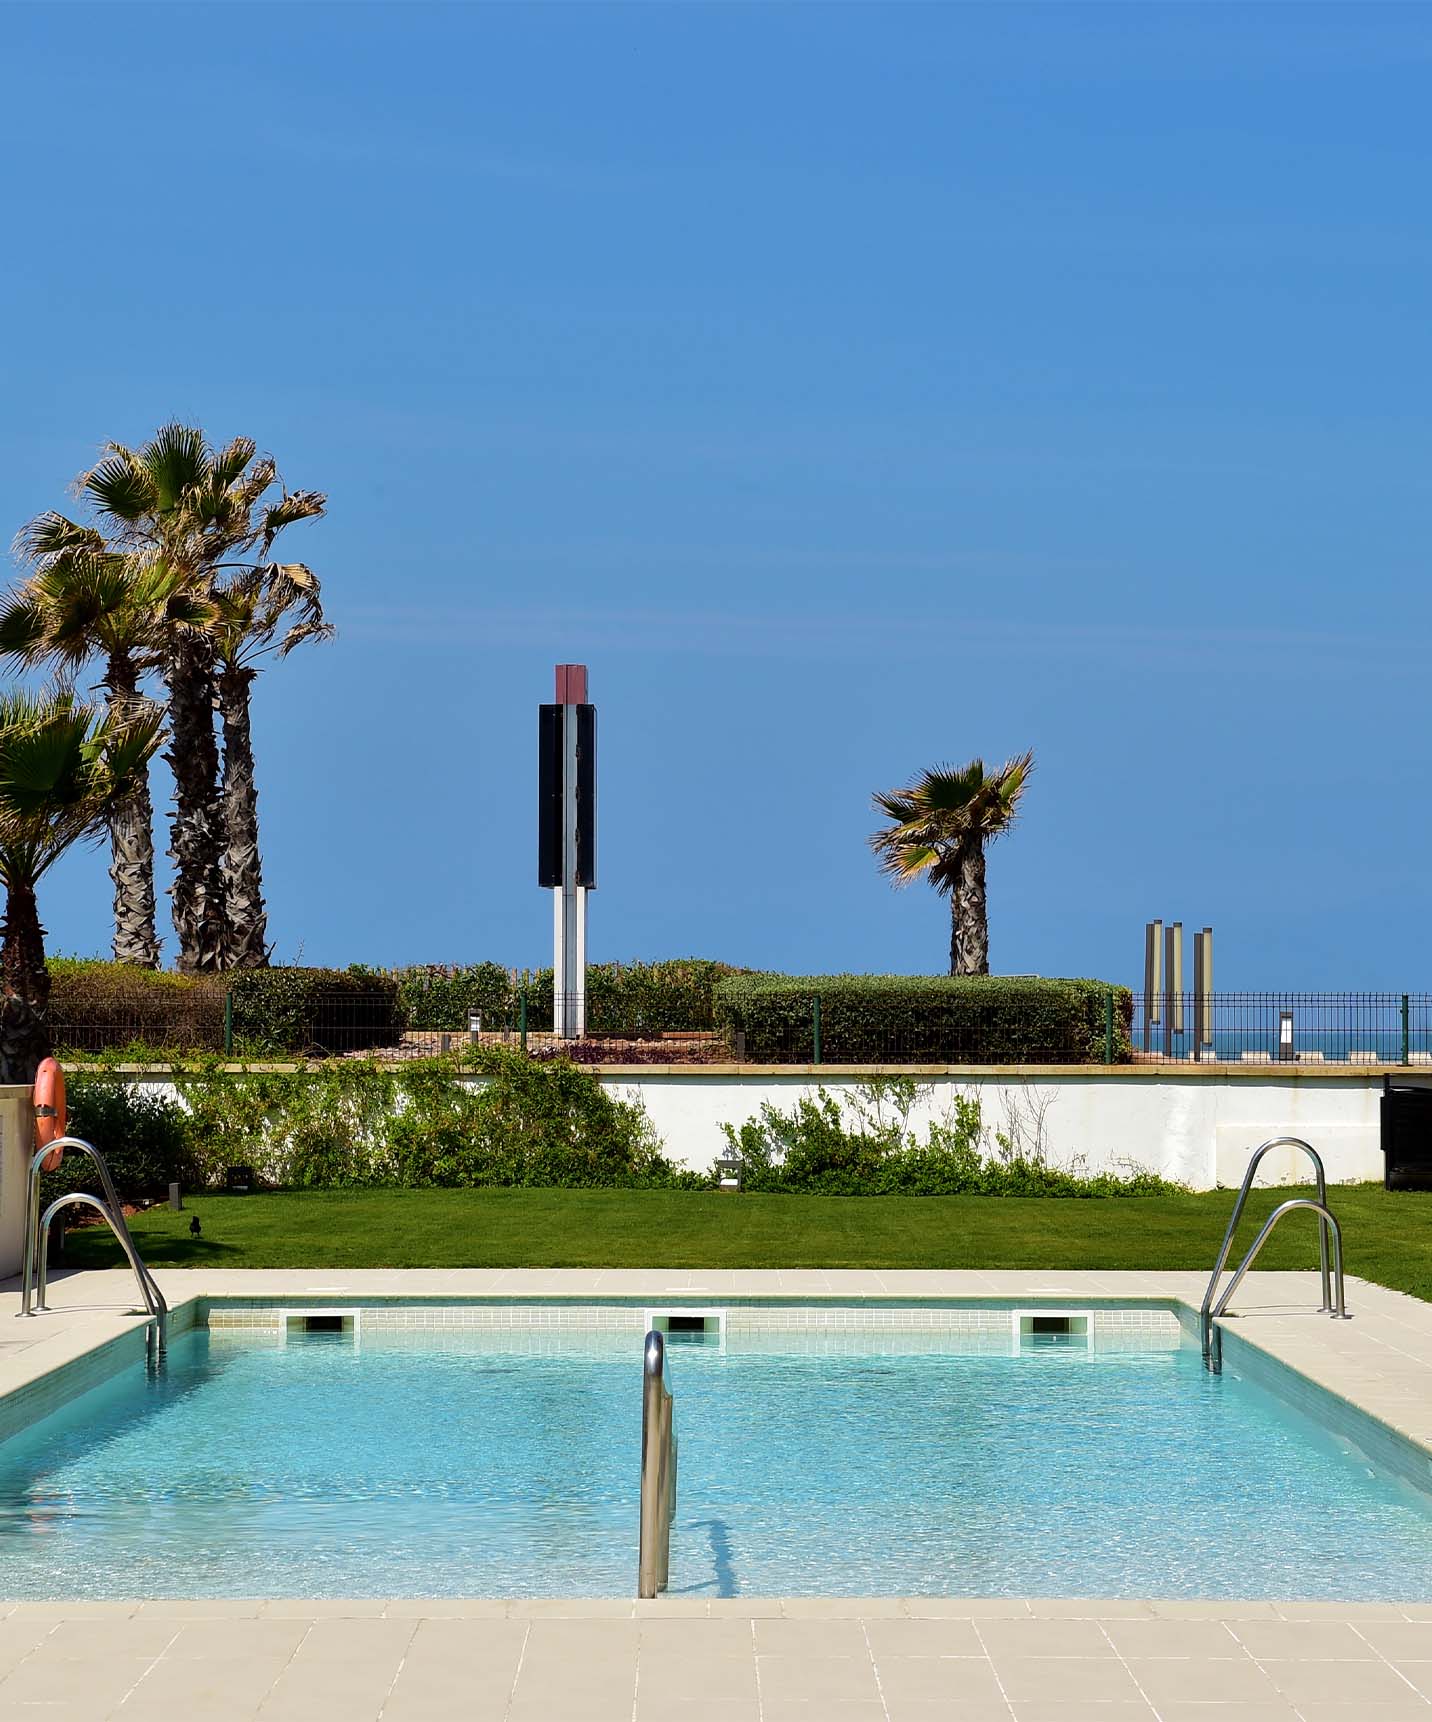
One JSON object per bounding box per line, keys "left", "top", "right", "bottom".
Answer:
{"left": 870, "top": 751, "right": 1034, "bottom": 976}
{"left": 77, "top": 425, "right": 326, "bottom": 971}
{"left": 212, "top": 561, "right": 332, "bottom": 968}
{"left": 0, "top": 524, "right": 213, "bottom": 967}
{"left": 0, "top": 690, "right": 163, "bottom": 1081}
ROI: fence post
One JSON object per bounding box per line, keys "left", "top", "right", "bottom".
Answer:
{"left": 519, "top": 984, "right": 528, "bottom": 1055}
{"left": 223, "top": 991, "right": 234, "bottom": 1057}
{"left": 812, "top": 995, "right": 822, "bottom": 1066}
{"left": 1103, "top": 990, "right": 1114, "bottom": 1065}
{"left": 1402, "top": 994, "right": 1410, "bottom": 1066}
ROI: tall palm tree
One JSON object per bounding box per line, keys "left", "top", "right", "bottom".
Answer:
{"left": 212, "top": 561, "right": 332, "bottom": 968}
{"left": 0, "top": 690, "right": 163, "bottom": 1080}
{"left": 870, "top": 751, "right": 1034, "bottom": 976}
{"left": 0, "top": 525, "right": 213, "bottom": 967}
{"left": 77, "top": 425, "right": 326, "bottom": 971}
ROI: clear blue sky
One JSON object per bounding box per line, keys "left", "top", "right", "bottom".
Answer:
{"left": 2, "top": 3, "right": 1429, "bottom": 987}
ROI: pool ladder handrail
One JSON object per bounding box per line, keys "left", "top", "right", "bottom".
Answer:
{"left": 17, "top": 1136, "right": 167, "bottom": 1354}
{"left": 1200, "top": 1136, "right": 1347, "bottom": 1371}
{"left": 638, "top": 1329, "right": 678, "bottom": 1599}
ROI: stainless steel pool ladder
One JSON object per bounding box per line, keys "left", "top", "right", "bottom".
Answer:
{"left": 638, "top": 1329, "right": 678, "bottom": 1599}
{"left": 1200, "top": 1136, "right": 1348, "bottom": 1372}
{"left": 16, "top": 1136, "right": 167, "bottom": 1356}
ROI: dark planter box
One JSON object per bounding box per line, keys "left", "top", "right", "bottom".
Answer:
{"left": 1381, "top": 1084, "right": 1432, "bottom": 1190}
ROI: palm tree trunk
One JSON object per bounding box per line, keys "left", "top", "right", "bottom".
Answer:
{"left": 217, "top": 661, "right": 268, "bottom": 969}
{"left": 165, "top": 634, "right": 226, "bottom": 973}
{"left": 0, "top": 876, "right": 51, "bottom": 1083}
{"left": 105, "top": 650, "right": 160, "bottom": 969}
{"left": 954, "top": 837, "right": 990, "bottom": 976}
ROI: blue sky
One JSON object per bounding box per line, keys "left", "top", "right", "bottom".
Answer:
{"left": 2, "top": 2, "right": 1429, "bottom": 987}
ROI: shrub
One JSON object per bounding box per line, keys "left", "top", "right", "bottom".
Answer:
{"left": 228, "top": 967, "right": 402, "bottom": 1055}
{"left": 719, "top": 1082, "right": 1174, "bottom": 1196}
{"left": 712, "top": 974, "right": 1133, "bottom": 1064}
{"left": 388, "top": 958, "right": 741, "bottom": 1036}
{"left": 40, "top": 1075, "right": 198, "bottom": 1209}
{"left": 173, "top": 1046, "right": 697, "bottom": 1190}
{"left": 391, "top": 963, "right": 514, "bottom": 1031}
{"left": 49, "top": 960, "right": 224, "bottom": 1056}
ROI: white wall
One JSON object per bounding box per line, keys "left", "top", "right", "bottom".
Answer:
{"left": 596, "top": 1071, "right": 1389, "bottom": 1188}
{"left": 0, "top": 1087, "right": 38, "bottom": 1277}
{"left": 104, "top": 1068, "right": 1394, "bottom": 1190}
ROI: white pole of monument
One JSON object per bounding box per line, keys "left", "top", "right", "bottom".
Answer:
{"left": 546, "top": 664, "right": 592, "bottom": 1039}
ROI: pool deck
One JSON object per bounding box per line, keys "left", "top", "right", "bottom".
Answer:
{"left": 1, "top": 1267, "right": 1431, "bottom": 1721}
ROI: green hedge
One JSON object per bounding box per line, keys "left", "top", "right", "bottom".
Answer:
{"left": 50, "top": 960, "right": 225, "bottom": 1055}
{"left": 712, "top": 974, "right": 1133, "bottom": 1064}
{"left": 389, "top": 958, "right": 740, "bottom": 1034}
{"left": 49, "top": 962, "right": 402, "bottom": 1057}
{"left": 229, "top": 967, "right": 402, "bottom": 1055}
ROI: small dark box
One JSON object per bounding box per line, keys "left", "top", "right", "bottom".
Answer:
{"left": 1381, "top": 1084, "right": 1432, "bottom": 1190}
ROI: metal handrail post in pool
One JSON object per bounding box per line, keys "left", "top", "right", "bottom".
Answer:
{"left": 18, "top": 1137, "right": 167, "bottom": 1341}
{"left": 1200, "top": 1137, "right": 1333, "bottom": 1362}
{"left": 639, "top": 1329, "right": 678, "bottom": 1598}
{"left": 1206, "top": 1197, "right": 1348, "bottom": 1373}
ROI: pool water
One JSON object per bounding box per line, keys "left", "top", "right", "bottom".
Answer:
{"left": 0, "top": 1327, "right": 1429, "bottom": 1599}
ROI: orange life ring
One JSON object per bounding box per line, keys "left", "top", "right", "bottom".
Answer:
{"left": 33, "top": 1058, "right": 66, "bottom": 1174}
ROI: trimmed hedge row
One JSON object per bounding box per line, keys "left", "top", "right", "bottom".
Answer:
{"left": 50, "top": 962, "right": 402, "bottom": 1056}
{"left": 391, "top": 959, "right": 739, "bottom": 1033}
{"left": 712, "top": 975, "right": 1133, "bottom": 1064}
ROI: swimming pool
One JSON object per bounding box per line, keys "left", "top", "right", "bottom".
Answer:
{"left": 1, "top": 1311, "right": 1429, "bottom": 1600}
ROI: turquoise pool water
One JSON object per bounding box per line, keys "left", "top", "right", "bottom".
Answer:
{"left": 0, "top": 1326, "right": 1429, "bottom": 1599}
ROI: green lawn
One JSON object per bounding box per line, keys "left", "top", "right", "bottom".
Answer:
{"left": 57, "top": 1183, "right": 1432, "bottom": 1303}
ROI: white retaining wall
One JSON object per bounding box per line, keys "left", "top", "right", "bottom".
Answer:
{"left": 593, "top": 1069, "right": 1392, "bottom": 1188}
{"left": 109, "top": 1066, "right": 1398, "bottom": 1190}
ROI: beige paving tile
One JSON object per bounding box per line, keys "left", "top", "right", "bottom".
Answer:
{"left": 42, "top": 1619, "right": 179, "bottom": 1659}
{"left": 1255, "top": 1656, "right": 1424, "bottom": 1704}
{"left": 635, "top": 1652, "right": 758, "bottom": 1702}
{"left": 380, "top": 1598, "right": 512, "bottom": 1618}
{"left": 1009, "top": 1705, "right": 1157, "bottom": 1722}
{"left": 781, "top": 1597, "right": 907, "bottom": 1617}
{"left": 119, "top": 1652, "right": 291, "bottom": 1710}
{"left": 1126, "top": 1655, "right": 1284, "bottom": 1704}
{"left": 1102, "top": 1618, "right": 1242, "bottom": 1658}
{"left": 1134, "top": 1706, "right": 1295, "bottom": 1722}
{"left": 634, "top": 1596, "right": 713, "bottom": 1617}
{"left": 287, "top": 1617, "right": 415, "bottom": 1663}
{"left": 1360, "top": 1624, "right": 1432, "bottom": 1660}
{"left": 0, "top": 1652, "right": 156, "bottom": 1708}
{"left": 991, "top": 1656, "right": 1141, "bottom": 1701}
{"left": 510, "top": 1597, "right": 635, "bottom": 1618}
{"left": 865, "top": 1617, "right": 985, "bottom": 1657}
{"left": 146, "top": 1620, "right": 307, "bottom": 1662}
{"left": 1272, "top": 1600, "right": 1410, "bottom": 1620}
{"left": 522, "top": 1617, "right": 640, "bottom": 1661}
{"left": 1389, "top": 1660, "right": 1432, "bottom": 1698}
{"left": 707, "top": 1598, "right": 785, "bottom": 1618}
{"left": 757, "top": 1703, "right": 888, "bottom": 1722}
{"left": 904, "top": 1598, "right": 1032, "bottom": 1619}
{"left": 1027, "top": 1598, "right": 1156, "bottom": 1618}
{"left": 1231, "top": 1619, "right": 1378, "bottom": 1660}
{"left": 637, "top": 1617, "right": 754, "bottom": 1656}
{"left": 633, "top": 1701, "right": 760, "bottom": 1722}
{"left": 133, "top": 1600, "right": 265, "bottom": 1620}
{"left": 508, "top": 1699, "right": 635, "bottom": 1722}
{"left": 1292, "top": 1707, "right": 1432, "bottom": 1721}
{"left": 756, "top": 1654, "right": 882, "bottom": 1702}
{"left": 7, "top": 1602, "right": 139, "bottom": 1620}
{"left": 258, "top": 1598, "right": 388, "bottom": 1619}
{"left": 884, "top": 1704, "right": 1013, "bottom": 1722}
{"left": 1149, "top": 1600, "right": 1282, "bottom": 1620}
{"left": 874, "top": 1655, "right": 1006, "bottom": 1703}
{"left": 756, "top": 1618, "right": 872, "bottom": 1656}
{"left": 978, "top": 1618, "right": 1116, "bottom": 1658}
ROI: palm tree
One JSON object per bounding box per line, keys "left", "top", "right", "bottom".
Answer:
{"left": 212, "top": 562, "right": 332, "bottom": 968}
{"left": 0, "top": 525, "right": 213, "bottom": 967}
{"left": 0, "top": 690, "right": 163, "bottom": 1081}
{"left": 870, "top": 752, "right": 1034, "bottom": 976}
{"left": 77, "top": 425, "right": 326, "bottom": 971}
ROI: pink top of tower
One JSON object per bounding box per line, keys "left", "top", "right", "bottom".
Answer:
{"left": 555, "top": 664, "right": 588, "bottom": 704}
